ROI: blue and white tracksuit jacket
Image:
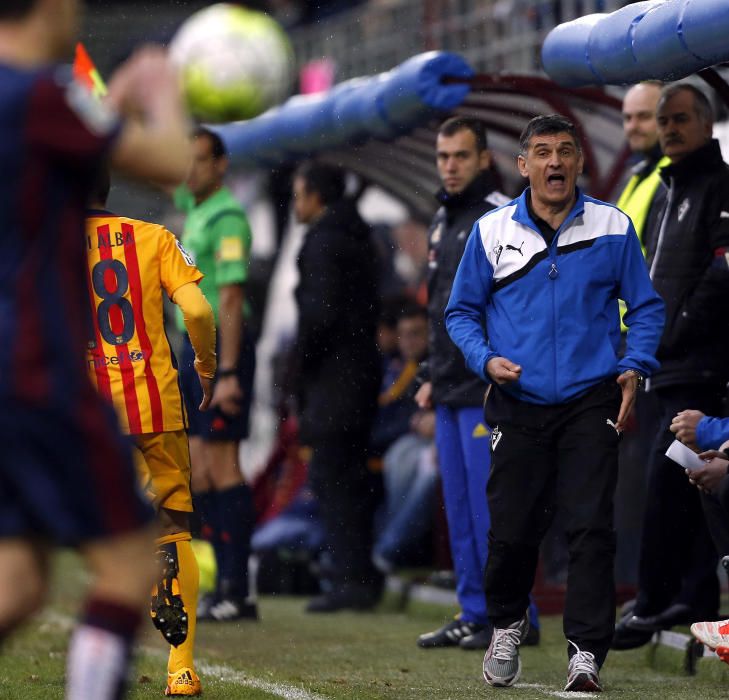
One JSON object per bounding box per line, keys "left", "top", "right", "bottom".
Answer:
{"left": 696, "top": 417, "right": 729, "bottom": 451}
{"left": 445, "top": 188, "right": 665, "bottom": 404}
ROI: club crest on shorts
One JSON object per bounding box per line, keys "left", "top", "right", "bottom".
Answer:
{"left": 491, "top": 426, "right": 502, "bottom": 451}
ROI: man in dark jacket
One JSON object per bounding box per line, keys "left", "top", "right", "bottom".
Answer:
{"left": 614, "top": 83, "right": 729, "bottom": 648}
{"left": 415, "top": 117, "right": 538, "bottom": 650}
{"left": 291, "top": 162, "right": 382, "bottom": 612}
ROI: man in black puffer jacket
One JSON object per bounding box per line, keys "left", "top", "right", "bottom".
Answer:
{"left": 415, "top": 117, "right": 539, "bottom": 650}
{"left": 291, "top": 162, "right": 382, "bottom": 613}
{"left": 615, "top": 83, "right": 729, "bottom": 649}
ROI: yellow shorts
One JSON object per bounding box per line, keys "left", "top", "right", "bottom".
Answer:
{"left": 132, "top": 429, "right": 192, "bottom": 512}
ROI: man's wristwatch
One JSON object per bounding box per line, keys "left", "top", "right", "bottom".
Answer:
{"left": 624, "top": 369, "right": 645, "bottom": 389}
{"left": 217, "top": 367, "right": 238, "bottom": 378}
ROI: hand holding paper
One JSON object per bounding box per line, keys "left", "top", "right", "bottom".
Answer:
{"left": 665, "top": 439, "right": 705, "bottom": 471}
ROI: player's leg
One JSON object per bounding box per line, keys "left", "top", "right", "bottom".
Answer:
{"left": 157, "top": 519, "right": 201, "bottom": 696}
{"left": 206, "top": 439, "right": 256, "bottom": 620}
{"left": 137, "top": 430, "right": 202, "bottom": 696}
{"left": 68, "top": 526, "right": 157, "bottom": 700}
{"left": 0, "top": 539, "right": 49, "bottom": 641}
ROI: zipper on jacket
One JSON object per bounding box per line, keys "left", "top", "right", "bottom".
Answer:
{"left": 649, "top": 176, "right": 674, "bottom": 280}
{"left": 547, "top": 235, "right": 561, "bottom": 402}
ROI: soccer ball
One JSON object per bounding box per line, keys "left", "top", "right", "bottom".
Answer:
{"left": 170, "top": 3, "right": 294, "bottom": 123}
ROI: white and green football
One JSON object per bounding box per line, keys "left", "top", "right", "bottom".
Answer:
{"left": 170, "top": 3, "right": 294, "bottom": 123}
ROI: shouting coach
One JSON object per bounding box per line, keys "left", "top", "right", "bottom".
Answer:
{"left": 445, "top": 115, "right": 664, "bottom": 692}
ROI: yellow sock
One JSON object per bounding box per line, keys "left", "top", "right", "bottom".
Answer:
{"left": 156, "top": 534, "right": 199, "bottom": 675}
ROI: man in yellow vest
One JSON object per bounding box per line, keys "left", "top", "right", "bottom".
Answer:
{"left": 617, "top": 81, "right": 670, "bottom": 245}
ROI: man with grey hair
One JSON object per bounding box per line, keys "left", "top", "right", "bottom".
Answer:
{"left": 446, "top": 114, "right": 663, "bottom": 691}
{"left": 614, "top": 83, "right": 729, "bottom": 649}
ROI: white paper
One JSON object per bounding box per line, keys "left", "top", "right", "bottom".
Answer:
{"left": 665, "top": 440, "right": 705, "bottom": 471}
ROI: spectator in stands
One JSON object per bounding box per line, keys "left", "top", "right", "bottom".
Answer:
{"left": 370, "top": 301, "right": 425, "bottom": 460}
{"left": 291, "top": 162, "right": 383, "bottom": 612}
{"left": 373, "top": 304, "right": 438, "bottom": 573}
{"left": 446, "top": 114, "right": 663, "bottom": 691}
{"left": 391, "top": 219, "right": 430, "bottom": 305}
{"left": 613, "top": 83, "right": 729, "bottom": 649}
{"left": 375, "top": 295, "right": 410, "bottom": 359}
{"left": 415, "top": 116, "right": 539, "bottom": 651}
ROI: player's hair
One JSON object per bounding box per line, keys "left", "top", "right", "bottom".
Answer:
{"left": 519, "top": 115, "right": 582, "bottom": 156}
{"left": 659, "top": 83, "right": 714, "bottom": 125}
{"left": 193, "top": 126, "right": 227, "bottom": 159}
{"left": 295, "top": 162, "right": 346, "bottom": 206}
{"left": 0, "top": 0, "right": 37, "bottom": 19}
{"left": 89, "top": 168, "right": 111, "bottom": 206}
{"left": 438, "top": 116, "right": 489, "bottom": 152}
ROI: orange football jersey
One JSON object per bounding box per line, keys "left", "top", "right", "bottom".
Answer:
{"left": 85, "top": 211, "right": 202, "bottom": 434}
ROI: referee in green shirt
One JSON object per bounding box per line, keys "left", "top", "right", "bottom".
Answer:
{"left": 175, "top": 127, "right": 257, "bottom": 622}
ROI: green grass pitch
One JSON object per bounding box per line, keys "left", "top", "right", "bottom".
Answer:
{"left": 2, "top": 552, "right": 729, "bottom": 699}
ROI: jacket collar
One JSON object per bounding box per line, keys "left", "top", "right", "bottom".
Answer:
{"left": 659, "top": 139, "right": 725, "bottom": 184}
{"left": 435, "top": 170, "right": 499, "bottom": 211}
{"left": 512, "top": 186, "right": 585, "bottom": 234}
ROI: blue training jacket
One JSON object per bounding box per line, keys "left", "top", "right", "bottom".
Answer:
{"left": 445, "top": 187, "right": 665, "bottom": 405}
{"left": 696, "top": 417, "right": 729, "bottom": 451}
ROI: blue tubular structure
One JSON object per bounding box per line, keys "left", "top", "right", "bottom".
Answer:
{"left": 542, "top": 0, "right": 729, "bottom": 87}
{"left": 214, "top": 51, "right": 473, "bottom": 167}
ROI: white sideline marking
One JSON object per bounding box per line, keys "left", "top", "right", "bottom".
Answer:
{"left": 517, "top": 683, "right": 596, "bottom": 699}
{"left": 196, "top": 660, "right": 330, "bottom": 700}
{"left": 45, "top": 612, "right": 330, "bottom": 700}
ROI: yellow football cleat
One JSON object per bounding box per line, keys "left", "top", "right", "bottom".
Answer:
{"left": 165, "top": 668, "right": 202, "bottom": 696}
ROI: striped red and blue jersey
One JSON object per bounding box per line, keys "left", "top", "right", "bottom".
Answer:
{"left": 0, "top": 62, "right": 121, "bottom": 407}
{"left": 0, "top": 62, "right": 155, "bottom": 543}
{"left": 85, "top": 212, "right": 203, "bottom": 435}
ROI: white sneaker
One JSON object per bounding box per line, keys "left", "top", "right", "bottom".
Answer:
{"left": 482, "top": 615, "right": 529, "bottom": 687}
{"left": 691, "top": 619, "right": 729, "bottom": 656}
{"left": 564, "top": 641, "right": 602, "bottom": 692}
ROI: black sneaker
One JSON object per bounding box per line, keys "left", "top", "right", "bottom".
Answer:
{"left": 460, "top": 625, "right": 493, "bottom": 650}
{"left": 417, "top": 617, "right": 484, "bottom": 648}
{"left": 623, "top": 603, "right": 693, "bottom": 632}
{"left": 611, "top": 615, "right": 653, "bottom": 650}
